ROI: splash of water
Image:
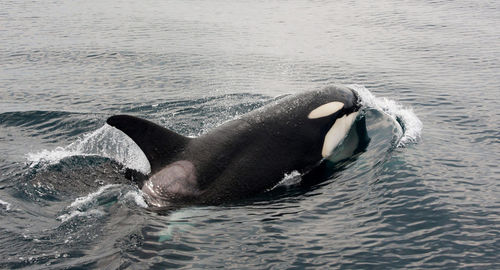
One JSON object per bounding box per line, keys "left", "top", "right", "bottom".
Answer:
{"left": 268, "top": 170, "right": 302, "bottom": 191}
{"left": 0, "top": 198, "right": 12, "bottom": 211}
{"left": 123, "top": 190, "right": 148, "bottom": 208}
{"left": 26, "top": 125, "right": 151, "bottom": 174}
{"left": 57, "top": 209, "right": 105, "bottom": 223}
{"left": 68, "top": 184, "right": 119, "bottom": 209}
{"left": 348, "top": 84, "right": 423, "bottom": 147}
{"left": 57, "top": 184, "right": 147, "bottom": 223}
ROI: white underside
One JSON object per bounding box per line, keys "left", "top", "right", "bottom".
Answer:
{"left": 321, "top": 111, "right": 359, "bottom": 158}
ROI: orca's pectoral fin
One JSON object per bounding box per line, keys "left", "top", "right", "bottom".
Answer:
{"left": 107, "top": 115, "right": 190, "bottom": 174}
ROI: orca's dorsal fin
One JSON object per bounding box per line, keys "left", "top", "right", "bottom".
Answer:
{"left": 107, "top": 115, "right": 190, "bottom": 175}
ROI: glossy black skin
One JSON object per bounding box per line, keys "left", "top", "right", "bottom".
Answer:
{"left": 108, "top": 85, "right": 361, "bottom": 205}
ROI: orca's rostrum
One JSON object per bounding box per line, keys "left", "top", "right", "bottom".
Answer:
{"left": 107, "top": 85, "right": 369, "bottom": 206}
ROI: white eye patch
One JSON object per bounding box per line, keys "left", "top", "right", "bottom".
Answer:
{"left": 321, "top": 111, "right": 359, "bottom": 158}
{"left": 308, "top": 102, "right": 344, "bottom": 119}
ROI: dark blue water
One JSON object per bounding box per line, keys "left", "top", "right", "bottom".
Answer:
{"left": 1, "top": 0, "right": 499, "bottom": 269}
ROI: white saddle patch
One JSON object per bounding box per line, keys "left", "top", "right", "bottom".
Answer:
{"left": 308, "top": 101, "right": 344, "bottom": 119}
{"left": 322, "top": 111, "right": 359, "bottom": 157}
{"left": 142, "top": 160, "right": 199, "bottom": 207}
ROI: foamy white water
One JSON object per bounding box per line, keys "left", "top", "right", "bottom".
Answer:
{"left": 268, "top": 170, "right": 302, "bottom": 191}
{"left": 27, "top": 125, "right": 151, "bottom": 173}
{"left": 349, "top": 84, "right": 423, "bottom": 147}
{"left": 68, "top": 184, "right": 119, "bottom": 209}
{"left": 0, "top": 199, "right": 11, "bottom": 211}
{"left": 123, "top": 190, "right": 148, "bottom": 208}
{"left": 58, "top": 184, "right": 147, "bottom": 223}
{"left": 57, "top": 209, "right": 105, "bottom": 223}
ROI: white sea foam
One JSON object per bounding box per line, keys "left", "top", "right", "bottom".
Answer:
{"left": 268, "top": 170, "right": 302, "bottom": 191}
{"left": 123, "top": 190, "right": 148, "bottom": 208}
{"left": 69, "top": 184, "right": 119, "bottom": 209}
{"left": 58, "top": 184, "right": 118, "bottom": 223}
{"left": 58, "top": 184, "right": 147, "bottom": 222}
{"left": 348, "top": 84, "right": 423, "bottom": 147}
{"left": 0, "top": 199, "right": 12, "bottom": 211}
{"left": 27, "top": 124, "right": 151, "bottom": 173}
{"left": 57, "top": 209, "right": 105, "bottom": 223}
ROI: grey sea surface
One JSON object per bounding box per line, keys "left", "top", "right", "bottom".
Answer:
{"left": 0, "top": 0, "right": 499, "bottom": 269}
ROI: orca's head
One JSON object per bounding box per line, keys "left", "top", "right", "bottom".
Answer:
{"left": 305, "top": 86, "right": 361, "bottom": 158}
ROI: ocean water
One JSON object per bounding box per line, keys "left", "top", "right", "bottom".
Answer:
{"left": 1, "top": 0, "right": 499, "bottom": 269}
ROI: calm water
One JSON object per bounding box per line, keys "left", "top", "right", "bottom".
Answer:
{"left": 1, "top": 0, "right": 499, "bottom": 269}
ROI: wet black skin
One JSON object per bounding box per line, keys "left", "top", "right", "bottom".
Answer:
{"left": 107, "top": 85, "right": 362, "bottom": 205}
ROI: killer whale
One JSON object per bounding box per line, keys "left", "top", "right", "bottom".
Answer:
{"left": 107, "top": 85, "right": 368, "bottom": 206}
